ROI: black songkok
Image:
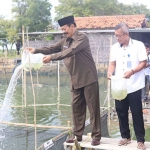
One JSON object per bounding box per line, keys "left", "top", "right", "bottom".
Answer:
{"left": 58, "top": 15, "right": 74, "bottom": 27}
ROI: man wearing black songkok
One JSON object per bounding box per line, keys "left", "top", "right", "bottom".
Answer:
{"left": 26, "top": 15, "right": 101, "bottom": 146}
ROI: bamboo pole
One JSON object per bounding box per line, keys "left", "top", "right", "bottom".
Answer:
{"left": 0, "top": 104, "right": 109, "bottom": 108}
{"left": 2, "top": 58, "right": 8, "bottom": 85}
{"left": 59, "top": 104, "right": 108, "bottom": 108}
{"left": 23, "top": 69, "right": 27, "bottom": 108}
{"left": 107, "top": 80, "right": 111, "bottom": 135}
{"left": 0, "top": 103, "right": 57, "bottom": 108}
{"left": 36, "top": 70, "right": 39, "bottom": 84}
{"left": 67, "top": 121, "right": 73, "bottom": 150}
{"left": 107, "top": 36, "right": 112, "bottom": 136}
{"left": 57, "top": 61, "right": 60, "bottom": 113}
{"left": 22, "top": 26, "right": 29, "bottom": 137}
{"left": 21, "top": 26, "right": 24, "bottom": 104}
{"left": 0, "top": 122, "right": 72, "bottom": 130}
{"left": 58, "top": 104, "right": 71, "bottom": 107}
{"left": 68, "top": 121, "right": 71, "bottom": 138}
{"left": 33, "top": 84, "right": 43, "bottom": 87}
{"left": 22, "top": 26, "right": 27, "bottom": 108}
{"left": 73, "top": 136, "right": 81, "bottom": 150}
{"left": 22, "top": 25, "right": 29, "bottom": 136}
{"left": 26, "top": 26, "right": 37, "bottom": 150}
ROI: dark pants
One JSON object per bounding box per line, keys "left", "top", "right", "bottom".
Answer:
{"left": 141, "top": 75, "right": 150, "bottom": 100}
{"left": 16, "top": 47, "right": 20, "bottom": 55}
{"left": 71, "top": 82, "right": 101, "bottom": 140}
{"left": 115, "top": 89, "right": 145, "bottom": 142}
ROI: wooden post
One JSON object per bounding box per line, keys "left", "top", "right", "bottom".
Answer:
{"left": 107, "top": 36, "right": 113, "bottom": 136}
{"left": 67, "top": 121, "right": 73, "bottom": 150}
{"left": 22, "top": 26, "right": 27, "bottom": 108}
{"left": 26, "top": 26, "right": 37, "bottom": 150}
{"left": 0, "top": 122, "right": 72, "bottom": 130}
{"left": 87, "top": 133, "right": 92, "bottom": 150}
{"left": 2, "top": 58, "right": 8, "bottom": 85}
{"left": 36, "top": 70, "right": 39, "bottom": 84}
{"left": 67, "top": 121, "right": 72, "bottom": 137}
{"left": 22, "top": 26, "right": 28, "bottom": 135}
{"left": 73, "top": 136, "right": 81, "bottom": 150}
{"left": 57, "top": 61, "right": 60, "bottom": 113}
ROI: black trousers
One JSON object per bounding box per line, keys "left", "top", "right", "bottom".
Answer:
{"left": 71, "top": 82, "right": 101, "bottom": 140}
{"left": 115, "top": 89, "right": 145, "bottom": 142}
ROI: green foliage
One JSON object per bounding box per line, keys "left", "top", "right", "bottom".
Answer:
{"left": 55, "top": 0, "right": 150, "bottom": 22}
{"left": 0, "top": 18, "right": 17, "bottom": 51}
{"left": 44, "top": 34, "right": 54, "bottom": 41}
{"left": 0, "top": 19, "right": 9, "bottom": 39}
{"left": 12, "top": 0, "right": 53, "bottom": 32}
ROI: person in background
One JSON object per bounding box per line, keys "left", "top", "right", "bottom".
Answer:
{"left": 26, "top": 15, "right": 101, "bottom": 146}
{"left": 107, "top": 23, "right": 147, "bottom": 150}
{"left": 15, "top": 39, "right": 22, "bottom": 55}
{"left": 141, "top": 43, "right": 150, "bottom": 102}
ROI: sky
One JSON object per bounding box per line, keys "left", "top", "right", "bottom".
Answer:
{"left": 0, "top": 0, "right": 150, "bottom": 19}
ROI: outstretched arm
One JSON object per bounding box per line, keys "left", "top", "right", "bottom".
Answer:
{"left": 51, "top": 34, "right": 89, "bottom": 61}
{"left": 25, "top": 39, "right": 62, "bottom": 55}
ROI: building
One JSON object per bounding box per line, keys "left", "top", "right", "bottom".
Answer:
{"left": 24, "top": 14, "right": 150, "bottom": 65}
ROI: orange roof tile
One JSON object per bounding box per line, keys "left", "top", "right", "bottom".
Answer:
{"left": 74, "top": 15, "right": 148, "bottom": 29}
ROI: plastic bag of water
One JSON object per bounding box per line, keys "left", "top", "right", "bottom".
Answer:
{"left": 110, "top": 75, "right": 127, "bottom": 100}
{"left": 22, "top": 51, "right": 44, "bottom": 71}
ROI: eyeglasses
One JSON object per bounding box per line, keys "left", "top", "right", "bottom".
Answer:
{"left": 114, "top": 33, "right": 126, "bottom": 39}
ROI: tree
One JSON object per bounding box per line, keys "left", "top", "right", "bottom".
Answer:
{"left": 55, "top": 0, "right": 124, "bottom": 19}
{"left": 55, "top": 0, "right": 150, "bottom": 23}
{"left": 0, "top": 17, "right": 7, "bottom": 40}
{"left": 131, "top": 3, "right": 150, "bottom": 20}
{"left": 12, "top": 0, "right": 52, "bottom": 32}
{"left": 0, "top": 18, "right": 17, "bottom": 52}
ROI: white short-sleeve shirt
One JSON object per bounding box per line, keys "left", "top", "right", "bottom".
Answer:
{"left": 110, "top": 38, "right": 147, "bottom": 94}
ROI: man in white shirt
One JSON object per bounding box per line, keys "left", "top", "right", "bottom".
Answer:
{"left": 107, "top": 23, "right": 147, "bottom": 150}
{"left": 141, "top": 43, "right": 150, "bottom": 102}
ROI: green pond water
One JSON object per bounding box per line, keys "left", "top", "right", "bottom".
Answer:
{"left": 0, "top": 72, "right": 149, "bottom": 150}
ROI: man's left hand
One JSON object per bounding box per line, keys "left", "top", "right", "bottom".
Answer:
{"left": 123, "top": 70, "right": 133, "bottom": 78}
{"left": 43, "top": 55, "right": 51, "bottom": 63}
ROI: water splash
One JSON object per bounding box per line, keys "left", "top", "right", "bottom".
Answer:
{"left": 0, "top": 65, "right": 22, "bottom": 122}
{"left": 0, "top": 51, "right": 44, "bottom": 122}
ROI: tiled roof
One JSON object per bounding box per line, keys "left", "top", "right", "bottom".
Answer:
{"left": 75, "top": 15, "right": 148, "bottom": 29}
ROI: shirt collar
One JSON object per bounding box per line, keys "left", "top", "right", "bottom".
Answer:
{"left": 65, "top": 30, "right": 78, "bottom": 42}
{"left": 118, "top": 38, "right": 133, "bottom": 48}
{"left": 128, "top": 38, "right": 133, "bottom": 46}
{"left": 71, "top": 30, "right": 78, "bottom": 40}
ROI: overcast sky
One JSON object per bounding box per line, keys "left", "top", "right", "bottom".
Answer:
{"left": 0, "top": 0, "right": 150, "bottom": 19}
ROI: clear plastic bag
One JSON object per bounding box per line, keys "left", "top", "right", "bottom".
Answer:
{"left": 111, "top": 75, "right": 127, "bottom": 100}
{"left": 21, "top": 50, "right": 44, "bottom": 71}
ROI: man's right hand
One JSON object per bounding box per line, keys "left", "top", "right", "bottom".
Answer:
{"left": 25, "top": 47, "right": 35, "bottom": 53}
